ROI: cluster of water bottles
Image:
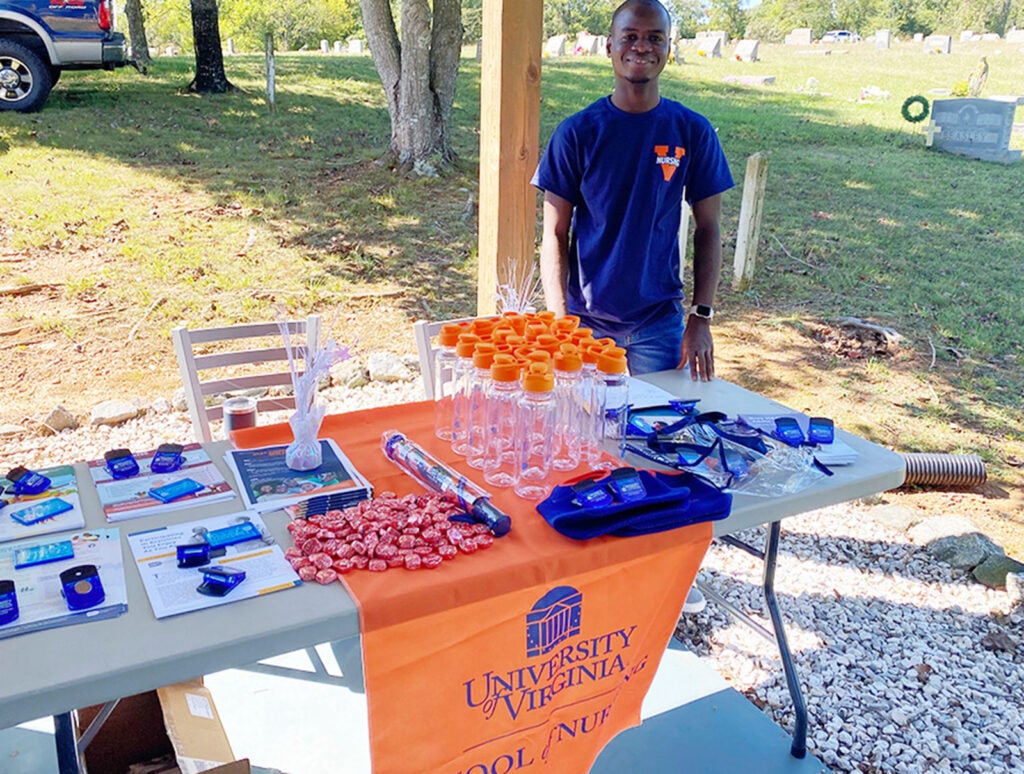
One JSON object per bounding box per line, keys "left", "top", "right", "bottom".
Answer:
{"left": 433, "top": 312, "right": 629, "bottom": 501}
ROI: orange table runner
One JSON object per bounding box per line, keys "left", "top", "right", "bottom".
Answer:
{"left": 235, "top": 401, "right": 712, "bottom": 773}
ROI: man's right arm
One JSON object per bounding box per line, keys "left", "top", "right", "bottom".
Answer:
{"left": 539, "top": 191, "right": 574, "bottom": 317}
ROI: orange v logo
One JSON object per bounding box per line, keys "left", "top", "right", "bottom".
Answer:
{"left": 653, "top": 145, "right": 686, "bottom": 181}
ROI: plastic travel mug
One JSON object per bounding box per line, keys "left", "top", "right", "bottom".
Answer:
{"left": 222, "top": 397, "right": 258, "bottom": 434}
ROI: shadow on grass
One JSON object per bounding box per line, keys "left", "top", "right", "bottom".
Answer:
{"left": 5, "top": 54, "right": 1023, "bottom": 424}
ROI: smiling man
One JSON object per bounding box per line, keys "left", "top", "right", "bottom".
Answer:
{"left": 534, "top": 0, "right": 734, "bottom": 381}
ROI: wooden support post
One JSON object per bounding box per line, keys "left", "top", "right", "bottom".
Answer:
{"left": 476, "top": 0, "right": 543, "bottom": 315}
{"left": 732, "top": 151, "right": 769, "bottom": 291}
{"left": 265, "top": 33, "right": 276, "bottom": 113}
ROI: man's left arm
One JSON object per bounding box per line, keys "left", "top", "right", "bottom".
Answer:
{"left": 679, "top": 193, "right": 723, "bottom": 381}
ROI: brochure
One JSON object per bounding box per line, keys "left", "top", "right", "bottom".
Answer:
{"left": 127, "top": 511, "right": 300, "bottom": 619}
{"left": 87, "top": 444, "right": 237, "bottom": 522}
{"left": 225, "top": 439, "right": 372, "bottom": 513}
{"left": 0, "top": 528, "right": 128, "bottom": 640}
{"left": 0, "top": 464, "right": 86, "bottom": 544}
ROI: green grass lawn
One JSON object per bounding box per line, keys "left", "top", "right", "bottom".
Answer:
{"left": 1, "top": 40, "right": 1022, "bottom": 499}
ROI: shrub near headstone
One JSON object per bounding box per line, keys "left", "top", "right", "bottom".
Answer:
{"left": 928, "top": 98, "right": 1022, "bottom": 164}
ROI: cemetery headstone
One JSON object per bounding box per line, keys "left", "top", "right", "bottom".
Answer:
{"left": 913, "top": 33, "right": 924, "bottom": 43}
{"left": 577, "top": 33, "right": 600, "bottom": 55}
{"left": 734, "top": 40, "right": 759, "bottom": 62}
{"left": 924, "top": 34, "right": 952, "bottom": 54}
{"left": 875, "top": 29, "right": 891, "bottom": 49}
{"left": 695, "top": 33, "right": 722, "bottom": 58}
{"left": 320, "top": 39, "right": 330, "bottom": 54}
{"left": 546, "top": 35, "right": 567, "bottom": 57}
{"left": 959, "top": 31, "right": 977, "bottom": 42}
{"left": 334, "top": 40, "right": 344, "bottom": 54}
{"left": 1006, "top": 30, "right": 1024, "bottom": 43}
{"left": 981, "top": 33, "right": 1001, "bottom": 41}
{"left": 784, "top": 28, "right": 813, "bottom": 46}
{"left": 928, "top": 98, "right": 1022, "bottom": 164}
{"left": 348, "top": 39, "right": 364, "bottom": 54}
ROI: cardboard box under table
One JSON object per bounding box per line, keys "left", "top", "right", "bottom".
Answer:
{"left": 233, "top": 400, "right": 713, "bottom": 774}
{"left": 76, "top": 679, "right": 248, "bottom": 774}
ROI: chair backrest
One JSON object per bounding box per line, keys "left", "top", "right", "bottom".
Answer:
{"left": 412, "top": 317, "right": 476, "bottom": 400}
{"left": 172, "top": 315, "right": 321, "bottom": 443}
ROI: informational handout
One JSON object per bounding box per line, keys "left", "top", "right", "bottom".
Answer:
{"left": 225, "top": 439, "right": 372, "bottom": 513}
{"left": 87, "top": 444, "right": 236, "bottom": 522}
{"left": 0, "top": 529, "right": 128, "bottom": 640}
{"left": 0, "top": 465, "right": 86, "bottom": 544}
{"left": 127, "top": 511, "right": 300, "bottom": 619}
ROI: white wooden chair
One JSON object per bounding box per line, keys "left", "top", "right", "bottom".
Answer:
{"left": 412, "top": 316, "right": 476, "bottom": 399}
{"left": 172, "top": 315, "right": 322, "bottom": 443}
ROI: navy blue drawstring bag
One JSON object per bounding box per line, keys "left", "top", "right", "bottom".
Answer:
{"left": 536, "top": 468, "right": 732, "bottom": 540}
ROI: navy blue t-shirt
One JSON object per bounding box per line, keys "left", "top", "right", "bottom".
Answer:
{"left": 533, "top": 97, "right": 734, "bottom": 335}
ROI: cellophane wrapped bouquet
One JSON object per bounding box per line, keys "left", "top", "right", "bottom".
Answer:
{"left": 280, "top": 320, "right": 351, "bottom": 471}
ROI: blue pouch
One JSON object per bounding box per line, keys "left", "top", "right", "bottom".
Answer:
{"left": 536, "top": 467, "right": 731, "bottom": 540}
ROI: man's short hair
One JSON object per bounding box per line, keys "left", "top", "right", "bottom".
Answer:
{"left": 611, "top": 0, "right": 671, "bottom": 32}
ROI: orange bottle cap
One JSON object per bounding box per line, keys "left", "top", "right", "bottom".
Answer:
{"left": 535, "top": 334, "right": 561, "bottom": 352}
{"left": 455, "top": 334, "right": 482, "bottom": 358}
{"left": 490, "top": 354, "right": 521, "bottom": 382}
{"left": 596, "top": 351, "right": 628, "bottom": 374}
{"left": 437, "top": 323, "right": 462, "bottom": 347}
{"left": 473, "top": 346, "right": 498, "bottom": 369}
{"left": 554, "top": 351, "right": 583, "bottom": 372}
{"left": 521, "top": 362, "right": 555, "bottom": 392}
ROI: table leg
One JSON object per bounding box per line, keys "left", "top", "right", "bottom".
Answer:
{"left": 54, "top": 712, "right": 81, "bottom": 774}
{"left": 763, "top": 520, "right": 807, "bottom": 759}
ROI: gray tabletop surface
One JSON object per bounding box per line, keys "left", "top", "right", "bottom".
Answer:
{"left": 0, "top": 374, "right": 905, "bottom": 729}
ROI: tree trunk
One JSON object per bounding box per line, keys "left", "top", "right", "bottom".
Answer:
{"left": 188, "top": 0, "right": 234, "bottom": 93}
{"left": 124, "top": 0, "right": 152, "bottom": 69}
{"left": 360, "top": 0, "right": 463, "bottom": 175}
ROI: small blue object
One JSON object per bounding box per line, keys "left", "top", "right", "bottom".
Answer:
{"left": 608, "top": 468, "right": 647, "bottom": 502}
{"left": 150, "top": 443, "right": 185, "bottom": 474}
{"left": 60, "top": 564, "right": 106, "bottom": 611}
{"left": 808, "top": 417, "right": 835, "bottom": 445}
{"left": 176, "top": 542, "right": 211, "bottom": 568}
{"left": 104, "top": 448, "right": 140, "bottom": 479}
{"left": 9, "top": 497, "right": 73, "bottom": 525}
{"left": 773, "top": 417, "right": 805, "bottom": 447}
{"left": 149, "top": 478, "right": 204, "bottom": 503}
{"left": 0, "top": 579, "right": 20, "bottom": 625}
{"left": 6, "top": 466, "right": 51, "bottom": 496}
{"left": 197, "top": 565, "right": 246, "bottom": 597}
{"left": 13, "top": 539, "right": 74, "bottom": 569}
{"left": 205, "top": 521, "right": 262, "bottom": 549}
{"left": 572, "top": 479, "right": 613, "bottom": 508}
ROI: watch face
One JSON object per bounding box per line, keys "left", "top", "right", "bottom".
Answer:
{"left": 690, "top": 304, "right": 713, "bottom": 319}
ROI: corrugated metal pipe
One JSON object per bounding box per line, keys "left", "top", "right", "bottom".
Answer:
{"left": 901, "top": 453, "right": 987, "bottom": 488}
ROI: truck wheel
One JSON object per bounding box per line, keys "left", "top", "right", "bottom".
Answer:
{"left": 0, "top": 39, "right": 54, "bottom": 112}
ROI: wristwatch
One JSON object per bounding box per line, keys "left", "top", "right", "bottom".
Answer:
{"left": 687, "top": 304, "right": 714, "bottom": 320}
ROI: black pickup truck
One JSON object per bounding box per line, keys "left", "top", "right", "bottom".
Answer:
{"left": 1, "top": 0, "right": 129, "bottom": 111}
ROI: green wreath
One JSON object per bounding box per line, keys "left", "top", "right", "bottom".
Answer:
{"left": 901, "top": 95, "right": 930, "bottom": 123}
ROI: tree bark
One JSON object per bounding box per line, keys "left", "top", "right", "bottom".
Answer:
{"left": 188, "top": 0, "right": 234, "bottom": 93}
{"left": 124, "top": 0, "right": 152, "bottom": 69}
{"left": 360, "top": 0, "right": 463, "bottom": 175}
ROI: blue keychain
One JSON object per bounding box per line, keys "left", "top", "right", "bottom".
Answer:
{"left": 104, "top": 448, "right": 140, "bottom": 479}
{"left": 6, "top": 466, "right": 51, "bottom": 496}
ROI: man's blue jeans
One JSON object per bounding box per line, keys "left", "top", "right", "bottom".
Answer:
{"left": 594, "top": 312, "right": 684, "bottom": 376}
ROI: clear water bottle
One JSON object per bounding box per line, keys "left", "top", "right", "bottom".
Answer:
{"left": 578, "top": 340, "right": 602, "bottom": 466}
{"left": 465, "top": 345, "right": 498, "bottom": 469}
{"left": 433, "top": 323, "right": 463, "bottom": 441}
{"left": 552, "top": 350, "right": 584, "bottom": 471}
{"left": 514, "top": 363, "right": 557, "bottom": 500}
{"left": 595, "top": 347, "right": 629, "bottom": 469}
{"left": 483, "top": 355, "right": 522, "bottom": 488}
{"left": 450, "top": 334, "right": 481, "bottom": 456}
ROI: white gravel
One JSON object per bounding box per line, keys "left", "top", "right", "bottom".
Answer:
{"left": 6, "top": 379, "right": 1023, "bottom": 772}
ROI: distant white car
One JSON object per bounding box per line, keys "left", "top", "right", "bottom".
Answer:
{"left": 821, "top": 30, "right": 861, "bottom": 43}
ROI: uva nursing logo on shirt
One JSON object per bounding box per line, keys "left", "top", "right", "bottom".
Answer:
{"left": 654, "top": 144, "right": 686, "bottom": 181}
{"left": 462, "top": 585, "right": 646, "bottom": 726}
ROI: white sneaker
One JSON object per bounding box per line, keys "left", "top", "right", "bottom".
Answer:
{"left": 682, "top": 586, "right": 706, "bottom": 614}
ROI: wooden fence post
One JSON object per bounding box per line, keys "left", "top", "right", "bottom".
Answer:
{"left": 732, "top": 151, "right": 769, "bottom": 291}
{"left": 265, "top": 33, "right": 276, "bottom": 113}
